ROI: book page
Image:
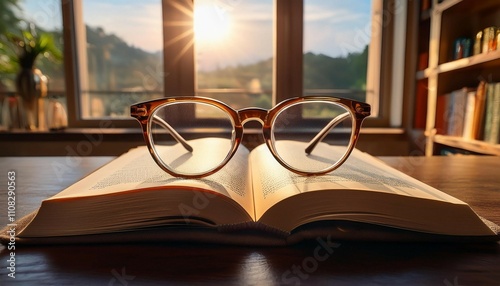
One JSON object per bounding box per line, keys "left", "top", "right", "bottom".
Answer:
{"left": 250, "top": 142, "right": 466, "bottom": 220}
{"left": 49, "top": 140, "right": 254, "bottom": 217}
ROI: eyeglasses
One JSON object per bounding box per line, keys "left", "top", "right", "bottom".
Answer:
{"left": 131, "top": 96, "right": 370, "bottom": 178}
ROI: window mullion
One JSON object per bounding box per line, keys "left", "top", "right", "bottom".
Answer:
{"left": 274, "top": 0, "right": 303, "bottom": 105}
{"left": 61, "top": 0, "right": 79, "bottom": 127}
{"left": 162, "top": 0, "right": 195, "bottom": 97}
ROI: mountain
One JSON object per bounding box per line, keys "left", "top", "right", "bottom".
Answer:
{"left": 85, "top": 25, "right": 163, "bottom": 92}
{"left": 198, "top": 46, "right": 368, "bottom": 93}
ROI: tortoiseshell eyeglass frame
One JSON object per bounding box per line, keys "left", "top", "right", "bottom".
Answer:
{"left": 131, "top": 96, "right": 370, "bottom": 178}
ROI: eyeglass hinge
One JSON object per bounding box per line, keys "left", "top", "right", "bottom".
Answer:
{"left": 355, "top": 104, "right": 371, "bottom": 117}
{"left": 131, "top": 106, "right": 148, "bottom": 117}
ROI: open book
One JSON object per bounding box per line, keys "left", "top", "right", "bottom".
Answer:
{"left": 2, "top": 139, "right": 499, "bottom": 245}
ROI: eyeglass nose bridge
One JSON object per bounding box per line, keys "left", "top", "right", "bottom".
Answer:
{"left": 237, "top": 108, "right": 269, "bottom": 127}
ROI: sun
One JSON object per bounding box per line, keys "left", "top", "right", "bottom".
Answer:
{"left": 193, "top": 3, "right": 231, "bottom": 44}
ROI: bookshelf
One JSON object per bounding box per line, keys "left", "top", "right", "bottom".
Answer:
{"left": 414, "top": 0, "right": 500, "bottom": 156}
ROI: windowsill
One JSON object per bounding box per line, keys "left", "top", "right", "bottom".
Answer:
{"left": 0, "top": 126, "right": 405, "bottom": 135}
{"left": 1, "top": 127, "right": 142, "bottom": 135}
{"left": 0, "top": 127, "right": 409, "bottom": 156}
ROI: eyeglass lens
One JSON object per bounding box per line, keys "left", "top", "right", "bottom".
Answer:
{"left": 271, "top": 101, "right": 354, "bottom": 173}
{"left": 150, "top": 101, "right": 235, "bottom": 176}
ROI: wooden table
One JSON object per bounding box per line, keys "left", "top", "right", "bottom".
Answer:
{"left": 0, "top": 155, "right": 499, "bottom": 285}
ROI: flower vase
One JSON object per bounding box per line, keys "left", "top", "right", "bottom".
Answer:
{"left": 15, "top": 68, "right": 48, "bottom": 130}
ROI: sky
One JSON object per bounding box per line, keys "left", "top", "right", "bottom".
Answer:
{"left": 20, "top": 0, "right": 372, "bottom": 71}
{"left": 19, "top": 0, "right": 62, "bottom": 32}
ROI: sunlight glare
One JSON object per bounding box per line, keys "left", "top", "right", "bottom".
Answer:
{"left": 194, "top": 4, "right": 231, "bottom": 44}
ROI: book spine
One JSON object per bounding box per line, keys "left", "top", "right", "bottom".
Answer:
{"left": 472, "top": 81, "right": 487, "bottom": 140}
{"left": 446, "top": 92, "right": 455, "bottom": 136}
{"left": 484, "top": 83, "right": 496, "bottom": 143}
{"left": 457, "top": 88, "right": 468, "bottom": 137}
{"left": 486, "top": 83, "right": 500, "bottom": 144}
{"left": 435, "top": 93, "right": 449, "bottom": 135}
{"left": 462, "top": 90, "right": 476, "bottom": 140}
{"left": 414, "top": 80, "right": 428, "bottom": 129}
{"left": 447, "top": 88, "right": 467, "bottom": 137}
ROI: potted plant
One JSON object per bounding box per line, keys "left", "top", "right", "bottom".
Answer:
{"left": 1, "top": 23, "right": 62, "bottom": 129}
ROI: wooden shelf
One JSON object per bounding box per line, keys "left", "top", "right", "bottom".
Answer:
{"left": 416, "top": 50, "right": 500, "bottom": 80}
{"left": 437, "top": 51, "right": 500, "bottom": 74}
{"left": 433, "top": 134, "right": 500, "bottom": 155}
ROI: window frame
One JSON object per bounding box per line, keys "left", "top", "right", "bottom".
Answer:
{"left": 61, "top": 0, "right": 399, "bottom": 129}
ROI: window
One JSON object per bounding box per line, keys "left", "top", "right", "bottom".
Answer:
{"left": 64, "top": 0, "right": 395, "bottom": 128}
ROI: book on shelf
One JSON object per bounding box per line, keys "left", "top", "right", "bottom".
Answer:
{"left": 435, "top": 91, "right": 448, "bottom": 135}
{"left": 462, "top": 89, "right": 477, "bottom": 139}
{"left": 413, "top": 79, "right": 428, "bottom": 129}
{"left": 420, "top": 0, "right": 431, "bottom": 12}
{"left": 435, "top": 81, "right": 500, "bottom": 145}
{"left": 1, "top": 142, "right": 499, "bottom": 246}
{"left": 436, "top": 87, "right": 470, "bottom": 137}
{"left": 484, "top": 82, "right": 500, "bottom": 144}
{"left": 447, "top": 87, "right": 469, "bottom": 137}
{"left": 472, "top": 81, "right": 487, "bottom": 140}
{"left": 418, "top": 52, "right": 429, "bottom": 71}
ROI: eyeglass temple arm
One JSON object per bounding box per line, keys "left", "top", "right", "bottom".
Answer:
{"left": 305, "top": 112, "right": 350, "bottom": 155}
{"left": 152, "top": 115, "right": 193, "bottom": 152}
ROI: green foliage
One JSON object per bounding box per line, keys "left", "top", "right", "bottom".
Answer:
{"left": 1, "top": 25, "right": 62, "bottom": 73}
{"left": 0, "top": 0, "right": 22, "bottom": 76}
{"left": 303, "top": 45, "right": 368, "bottom": 90}
{"left": 0, "top": 41, "right": 17, "bottom": 74}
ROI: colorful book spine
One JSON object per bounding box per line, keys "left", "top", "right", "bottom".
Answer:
{"left": 484, "top": 83, "right": 500, "bottom": 144}
{"left": 447, "top": 88, "right": 467, "bottom": 137}
{"left": 472, "top": 81, "right": 487, "bottom": 140}
{"left": 462, "top": 90, "right": 476, "bottom": 140}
